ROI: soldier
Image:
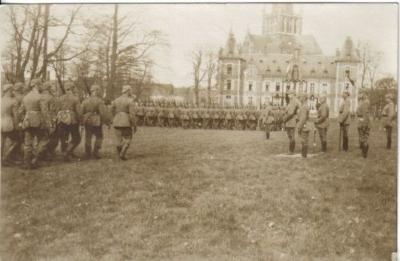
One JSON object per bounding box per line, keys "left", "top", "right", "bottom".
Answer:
{"left": 283, "top": 90, "right": 299, "bottom": 154}
{"left": 338, "top": 91, "right": 350, "bottom": 151}
{"left": 157, "top": 104, "right": 165, "bottom": 127}
{"left": 55, "top": 82, "right": 82, "bottom": 161}
{"left": 40, "top": 81, "right": 58, "bottom": 160}
{"left": 261, "top": 103, "right": 274, "bottom": 139}
{"left": 1, "top": 84, "right": 19, "bottom": 166}
{"left": 202, "top": 107, "right": 210, "bottom": 129}
{"left": 248, "top": 109, "right": 257, "bottom": 130}
{"left": 381, "top": 93, "right": 396, "bottom": 149}
{"left": 225, "top": 107, "right": 234, "bottom": 130}
{"left": 297, "top": 93, "right": 312, "bottom": 158}
{"left": 167, "top": 106, "right": 175, "bottom": 127}
{"left": 136, "top": 103, "right": 145, "bottom": 126}
{"left": 315, "top": 93, "right": 329, "bottom": 152}
{"left": 20, "top": 79, "right": 50, "bottom": 169}
{"left": 356, "top": 89, "right": 370, "bottom": 158}
{"left": 181, "top": 107, "right": 190, "bottom": 129}
{"left": 111, "top": 85, "right": 137, "bottom": 160}
{"left": 81, "top": 85, "right": 108, "bottom": 159}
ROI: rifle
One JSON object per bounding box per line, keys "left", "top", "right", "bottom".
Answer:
{"left": 338, "top": 124, "right": 342, "bottom": 151}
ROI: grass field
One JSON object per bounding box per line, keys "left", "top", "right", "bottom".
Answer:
{"left": 0, "top": 119, "right": 397, "bottom": 261}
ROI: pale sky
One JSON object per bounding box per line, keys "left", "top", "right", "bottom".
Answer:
{"left": 0, "top": 3, "right": 398, "bottom": 87}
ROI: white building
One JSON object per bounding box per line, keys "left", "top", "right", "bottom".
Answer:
{"left": 217, "top": 4, "right": 361, "bottom": 116}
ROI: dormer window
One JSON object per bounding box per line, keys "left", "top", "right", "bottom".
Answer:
{"left": 311, "top": 69, "right": 315, "bottom": 74}
{"left": 277, "top": 67, "right": 281, "bottom": 73}
{"left": 259, "top": 60, "right": 263, "bottom": 63}
{"left": 323, "top": 69, "right": 328, "bottom": 74}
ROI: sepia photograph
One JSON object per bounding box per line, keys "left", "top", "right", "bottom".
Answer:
{"left": 0, "top": 2, "right": 397, "bottom": 260}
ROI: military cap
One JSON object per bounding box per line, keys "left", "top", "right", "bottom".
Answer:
{"left": 122, "top": 85, "right": 132, "bottom": 94}
{"left": 385, "top": 93, "right": 394, "bottom": 100}
{"left": 2, "top": 83, "right": 14, "bottom": 93}
{"left": 31, "top": 78, "right": 42, "bottom": 87}
{"left": 13, "top": 82, "right": 25, "bottom": 92}
{"left": 90, "top": 84, "right": 100, "bottom": 92}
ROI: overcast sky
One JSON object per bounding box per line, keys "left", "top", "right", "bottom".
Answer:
{"left": 0, "top": 3, "right": 397, "bottom": 87}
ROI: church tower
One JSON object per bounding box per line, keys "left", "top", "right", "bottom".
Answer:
{"left": 262, "top": 4, "right": 302, "bottom": 35}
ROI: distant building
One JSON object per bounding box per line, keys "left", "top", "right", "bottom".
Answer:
{"left": 217, "top": 4, "right": 361, "bottom": 116}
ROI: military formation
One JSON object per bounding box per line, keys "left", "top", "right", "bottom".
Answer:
{"left": 133, "top": 102, "right": 286, "bottom": 131}
{"left": 1, "top": 80, "right": 137, "bottom": 169}
{"left": 1, "top": 79, "right": 396, "bottom": 169}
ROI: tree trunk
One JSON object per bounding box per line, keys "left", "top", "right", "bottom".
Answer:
{"left": 107, "top": 4, "right": 119, "bottom": 102}
{"left": 19, "top": 6, "right": 41, "bottom": 82}
{"left": 40, "top": 5, "right": 50, "bottom": 80}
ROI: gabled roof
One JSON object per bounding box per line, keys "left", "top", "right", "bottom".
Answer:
{"left": 243, "top": 33, "right": 323, "bottom": 56}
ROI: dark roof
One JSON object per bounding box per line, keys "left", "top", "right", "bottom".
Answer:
{"left": 243, "top": 33, "right": 323, "bottom": 56}
{"left": 245, "top": 53, "right": 336, "bottom": 79}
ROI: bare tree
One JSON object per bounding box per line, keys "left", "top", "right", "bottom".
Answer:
{"left": 191, "top": 49, "right": 207, "bottom": 106}
{"left": 358, "top": 41, "right": 382, "bottom": 89}
{"left": 5, "top": 5, "right": 82, "bottom": 83}
{"left": 205, "top": 51, "right": 217, "bottom": 106}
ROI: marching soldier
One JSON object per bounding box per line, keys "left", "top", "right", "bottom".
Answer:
{"left": 315, "top": 93, "right": 329, "bottom": 152}
{"left": 20, "top": 79, "right": 50, "bottom": 169}
{"left": 261, "top": 103, "right": 274, "bottom": 139}
{"left": 111, "top": 85, "right": 137, "bottom": 160}
{"left": 55, "top": 82, "right": 82, "bottom": 161}
{"left": 283, "top": 90, "right": 299, "bottom": 154}
{"left": 381, "top": 93, "right": 396, "bottom": 149}
{"left": 356, "top": 89, "right": 370, "bottom": 158}
{"left": 338, "top": 91, "right": 350, "bottom": 151}
{"left": 1, "top": 84, "right": 19, "bottom": 166}
{"left": 81, "top": 85, "right": 108, "bottom": 159}
{"left": 297, "top": 92, "right": 312, "bottom": 158}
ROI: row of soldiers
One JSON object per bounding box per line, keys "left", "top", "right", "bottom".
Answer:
{"left": 133, "top": 105, "right": 286, "bottom": 131}
{"left": 281, "top": 88, "right": 396, "bottom": 158}
{"left": 1, "top": 79, "right": 396, "bottom": 168}
{"left": 1, "top": 79, "right": 138, "bottom": 169}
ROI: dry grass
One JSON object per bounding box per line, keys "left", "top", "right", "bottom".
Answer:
{"left": 0, "top": 119, "right": 396, "bottom": 261}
